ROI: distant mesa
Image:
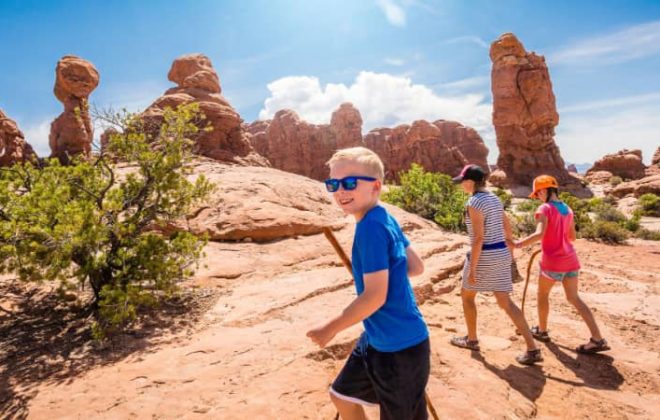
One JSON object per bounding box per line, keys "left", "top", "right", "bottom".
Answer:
{"left": 49, "top": 55, "right": 99, "bottom": 163}
{"left": 246, "top": 102, "right": 489, "bottom": 182}
{"left": 364, "top": 119, "right": 489, "bottom": 182}
{"left": 489, "top": 33, "right": 589, "bottom": 197}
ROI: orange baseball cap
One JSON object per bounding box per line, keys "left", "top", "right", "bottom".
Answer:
{"left": 529, "top": 175, "right": 559, "bottom": 198}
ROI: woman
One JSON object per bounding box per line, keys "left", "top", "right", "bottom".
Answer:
{"left": 450, "top": 164, "right": 542, "bottom": 365}
{"left": 515, "top": 175, "right": 609, "bottom": 353}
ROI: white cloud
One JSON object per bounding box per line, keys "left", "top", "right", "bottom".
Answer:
{"left": 549, "top": 20, "right": 660, "bottom": 65}
{"left": 21, "top": 118, "right": 52, "bottom": 157}
{"left": 384, "top": 57, "right": 406, "bottom": 66}
{"left": 556, "top": 101, "right": 660, "bottom": 165}
{"left": 258, "top": 70, "right": 493, "bottom": 143}
{"left": 442, "top": 35, "right": 489, "bottom": 49}
{"left": 375, "top": 0, "right": 406, "bottom": 27}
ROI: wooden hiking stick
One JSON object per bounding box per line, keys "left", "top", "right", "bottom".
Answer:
{"left": 521, "top": 249, "right": 542, "bottom": 318}
{"left": 322, "top": 227, "right": 440, "bottom": 420}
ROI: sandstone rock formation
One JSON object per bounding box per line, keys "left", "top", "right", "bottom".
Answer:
{"left": 364, "top": 120, "right": 489, "bottom": 181}
{"left": 585, "top": 170, "right": 614, "bottom": 185}
{"left": 587, "top": 149, "right": 646, "bottom": 180}
{"left": 489, "top": 33, "right": 587, "bottom": 196}
{"left": 247, "top": 104, "right": 489, "bottom": 182}
{"left": 0, "top": 109, "right": 35, "bottom": 166}
{"left": 165, "top": 158, "right": 347, "bottom": 242}
{"left": 610, "top": 174, "right": 660, "bottom": 198}
{"left": 567, "top": 164, "right": 578, "bottom": 174}
{"left": 142, "top": 53, "right": 265, "bottom": 166}
{"left": 646, "top": 146, "right": 660, "bottom": 176}
{"left": 246, "top": 104, "right": 363, "bottom": 181}
{"left": 49, "top": 55, "right": 99, "bottom": 162}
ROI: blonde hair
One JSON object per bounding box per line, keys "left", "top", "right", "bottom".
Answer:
{"left": 326, "top": 147, "right": 385, "bottom": 181}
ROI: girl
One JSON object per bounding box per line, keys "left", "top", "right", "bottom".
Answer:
{"left": 515, "top": 175, "right": 609, "bottom": 353}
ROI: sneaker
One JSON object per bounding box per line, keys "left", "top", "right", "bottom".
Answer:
{"left": 516, "top": 349, "right": 543, "bottom": 365}
{"left": 530, "top": 326, "right": 551, "bottom": 342}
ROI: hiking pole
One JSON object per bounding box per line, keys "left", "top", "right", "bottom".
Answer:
{"left": 521, "top": 249, "right": 542, "bottom": 318}
{"left": 322, "top": 227, "right": 440, "bottom": 420}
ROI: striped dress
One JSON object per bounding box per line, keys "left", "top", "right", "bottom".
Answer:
{"left": 462, "top": 191, "right": 513, "bottom": 292}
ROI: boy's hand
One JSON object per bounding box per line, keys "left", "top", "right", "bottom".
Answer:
{"left": 306, "top": 323, "right": 337, "bottom": 348}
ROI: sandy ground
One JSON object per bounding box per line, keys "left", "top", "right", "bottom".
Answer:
{"left": 1, "top": 227, "right": 659, "bottom": 419}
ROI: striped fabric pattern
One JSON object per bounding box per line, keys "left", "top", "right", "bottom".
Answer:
{"left": 462, "top": 192, "right": 513, "bottom": 292}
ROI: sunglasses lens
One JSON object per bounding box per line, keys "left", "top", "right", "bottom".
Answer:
{"left": 342, "top": 177, "right": 358, "bottom": 190}
{"left": 325, "top": 179, "right": 339, "bottom": 192}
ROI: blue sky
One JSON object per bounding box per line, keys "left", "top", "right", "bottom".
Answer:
{"left": 1, "top": 0, "right": 659, "bottom": 165}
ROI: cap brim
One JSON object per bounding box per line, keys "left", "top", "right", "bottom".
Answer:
{"left": 528, "top": 191, "right": 538, "bottom": 199}
{"left": 452, "top": 176, "right": 463, "bottom": 183}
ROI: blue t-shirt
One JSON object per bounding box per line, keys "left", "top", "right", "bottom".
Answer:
{"left": 351, "top": 204, "right": 429, "bottom": 352}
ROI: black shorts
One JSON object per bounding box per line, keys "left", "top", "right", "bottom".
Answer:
{"left": 331, "top": 337, "right": 430, "bottom": 420}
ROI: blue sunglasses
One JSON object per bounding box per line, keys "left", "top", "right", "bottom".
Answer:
{"left": 324, "top": 176, "right": 377, "bottom": 192}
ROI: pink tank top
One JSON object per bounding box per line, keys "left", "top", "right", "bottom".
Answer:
{"left": 535, "top": 202, "right": 580, "bottom": 272}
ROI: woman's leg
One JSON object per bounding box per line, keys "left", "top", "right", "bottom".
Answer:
{"left": 537, "top": 274, "right": 556, "bottom": 331}
{"left": 494, "top": 292, "right": 538, "bottom": 351}
{"left": 562, "top": 276, "right": 604, "bottom": 346}
{"left": 461, "top": 288, "right": 478, "bottom": 341}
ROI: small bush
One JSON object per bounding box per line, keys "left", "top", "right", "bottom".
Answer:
{"left": 494, "top": 188, "right": 512, "bottom": 209}
{"left": 635, "top": 228, "right": 660, "bottom": 241}
{"left": 510, "top": 212, "right": 537, "bottom": 236}
{"left": 609, "top": 176, "right": 623, "bottom": 186}
{"left": 622, "top": 212, "right": 641, "bottom": 232}
{"left": 382, "top": 163, "right": 468, "bottom": 232}
{"left": 581, "top": 220, "right": 629, "bottom": 244}
{"left": 516, "top": 199, "right": 542, "bottom": 213}
{"left": 638, "top": 193, "right": 660, "bottom": 216}
{"left": 592, "top": 203, "right": 626, "bottom": 223}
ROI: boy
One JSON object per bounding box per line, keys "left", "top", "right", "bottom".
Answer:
{"left": 306, "top": 147, "right": 430, "bottom": 420}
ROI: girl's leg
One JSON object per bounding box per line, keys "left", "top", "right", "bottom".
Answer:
{"left": 537, "top": 274, "right": 556, "bottom": 332}
{"left": 461, "top": 288, "right": 478, "bottom": 341}
{"left": 562, "top": 276, "right": 604, "bottom": 347}
{"left": 494, "top": 292, "right": 538, "bottom": 351}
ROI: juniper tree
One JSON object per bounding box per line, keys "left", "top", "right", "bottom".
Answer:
{"left": 0, "top": 103, "right": 214, "bottom": 333}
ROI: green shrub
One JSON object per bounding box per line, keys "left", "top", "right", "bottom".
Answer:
{"left": 0, "top": 103, "right": 214, "bottom": 336}
{"left": 592, "top": 203, "right": 626, "bottom": 223}
{"left": 635, "top": 228, "right": 660, "bottom": 241}
{"left": 516, "top": 199, "right": 541, "bottom": 213}
{"left": 609, "top": 176, "right": 623, "bottom": 186}
{"left": 581, "top": 220, "right": 629, "bottom": 244}
{"left": 510, "top": 212, "right": 538, "bottom": 236}
{"left": 494, "top": 188, "right": 512, "bottom": 209}
{"left": 382, "top": 164, "right": 468, "bottom": 232}
{"left": 638, "top": 193, "right": 660, "bottom": 216}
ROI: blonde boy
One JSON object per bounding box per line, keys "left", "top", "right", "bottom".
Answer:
{"left": 306, "top": 147, "right": 430, "bottom": 420}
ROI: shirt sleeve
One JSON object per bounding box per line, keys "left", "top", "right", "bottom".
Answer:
{"left": 535, "top": 203, "right": 550, "bottom": 220}
{"left": 467, "top": 195, "right": 484, "bottom": 212}
{"left": 355, "top": 221, "right": 391, "bottom": 274}
{"left": 402, "top": 233, "right": 411, "bottom": 248}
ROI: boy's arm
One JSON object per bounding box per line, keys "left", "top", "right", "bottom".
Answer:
{"left": 406, "top": 246, "right": 424, "bottom": 277}
{"left": 306, "top": 270, "right": 388, "bottom": 348}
